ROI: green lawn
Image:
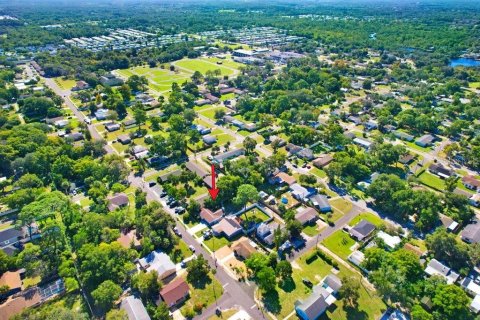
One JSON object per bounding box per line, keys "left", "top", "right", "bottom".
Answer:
{"left": 181, "top": 273, "right": 224, "bottom": 316}
{"left": 54, "top": 77, "right": 76, "bottom": 90}
{"left": 469, "top": 82, "right": 480, "bottom": 89}
{"left": 203, "top": 235, "right": 231, "bottom": 252}
{"left": 349, "top": 212, "right": 384, "bottom": 227}
{"left": 322, "top": 230, "right": 356, "bottom": 260}
{"left": 170, "top": 238, "right": 193, "bottom": 263}
{"left": 418, "top": 171, "right": 445, "bottom": 191}
{"left": 175, "top": 58, "right": 238, "bottom": 76}
{"left": 241, "top": 208, "right": 271, "bottom": 224}
{"left": 330, "top": 198, "right": 353, "bottom": 214}
{"left": 405, "top": 141, "right": 432, "bottom": 153}
{"left": 199, "top": 107, "right": 229, "bottom": 120}
{"left": 310, "top": 167, "right": 327, "bottom": 178}
{"left": 303, "top": 223, "right": 322, "bottom": 237}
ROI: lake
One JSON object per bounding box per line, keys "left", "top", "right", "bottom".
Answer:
{"left": 449, "top": 58, "right": 480, "bottom": 67}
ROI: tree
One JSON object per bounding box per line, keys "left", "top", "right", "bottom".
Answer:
{"left": 91, "top": 280, "right": 123, "bottom": 312}
{"left": 106, "top": 309, "right": 128, "bottom": 320}
{"left": 432, "top": 284, "right": 471, "bottom": 320}
{"left": 243, "top": 137, "right": 257, "bottom": 155}
{"left": 186, "top": 254, "right": 210, "bottom": 284}
{"left": 411, "top": 305, "right": 433, "bottom": 320}
{"left": 118, "top": 84, "right": 131, "bottom": 102}
{"left": 152, "top": 302, "right": 170, "bottom": 320}
{"left": 214, "top": 108, "right": 226, "bottom": 121}
{"left": 234, "top": 184, "right": 260, "bottom": 222}
{"left": 339, "top": 276, "right": 360, "bottom": 307}
{"left": 275, "top": 260, "right": 292, "bottom": 282}
{"left": 426, "top": 228, "right": 471, "bottom": 272}
{"left": 131, "top": 270, "right": 161, "bottom": 301}
{"left": 256, "top": 266, "right": 276, "bottom": 292}
{"left": 132, "top": 103, "right": 147, "bottom": 130}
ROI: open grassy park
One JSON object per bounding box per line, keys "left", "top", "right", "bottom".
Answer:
{"left": 116, "top": 56, "right": 242, "bottom": 96}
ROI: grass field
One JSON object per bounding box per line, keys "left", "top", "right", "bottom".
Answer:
{"left": 203, "top": 235, "right": 231, "bottom": 252}
{"left": 349, "top": 212, "right": 384, "bottom": 227}
{"left": 322, "top": 230, "right": 356, "bottom": 260}
{"left": 180, "top": 273, "right": 223, "bottom": 316}
{"left": 469, "top": 82, "right": 480, "bottom": 89}
{"left": 116, "top": 56, "right": 241, "bottom": 96}
{"left": 330, "top": 198, "right": 353, "bottom": 214}
{"left": 54, "top": 77, "right": 76, "bottom": 90}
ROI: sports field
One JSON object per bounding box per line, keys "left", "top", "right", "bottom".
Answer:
{"left": 115, "top": 56, "right": 241, "bottom": 96}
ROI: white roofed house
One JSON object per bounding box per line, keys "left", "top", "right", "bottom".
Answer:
{"left": 120, "top": 295, "right": 151, "bottom": 320}
{"left": 137, "top": 250, "right": 176, "bottom": 280}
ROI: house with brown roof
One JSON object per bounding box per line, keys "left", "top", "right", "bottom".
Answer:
{"left": 231, "top": 237, "right": 257, "bottom": 260}
{"left": 200, "top": 207, "right": 224, "bottom": 226}
{"left": 160, "top": 277, "right": 190, "bottom": 308}
{"left": 312, "top": 154, "right": 333, "bottom": 169}
{"left": 117, "top": 229, "right": 141, "bottom": 250}
{"left": 0, "top": 270, "right": 23, "bottom": 298}
{"left": 0, "top": 288, "right": 42, "bottom": 320}
{"left": 185, "top": 161, "right": 212, "bottom": 188}
{"left": 462, "top": 175, "right": 480, "bottom": 191}
{"left": 269, "top": 171, "right": 296, "bottom": 186}
{"left": 107, "top": 193, "right": 129, "bottom": 212}
{"left": 212, "top": 216, "right": 243, "bottom": 239}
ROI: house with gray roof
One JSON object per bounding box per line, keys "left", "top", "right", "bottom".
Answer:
{"left": 461, "top": 219, "right": 480, "bottom": 244}
{"left": 424, "top": 259, "right": 459, "bottom": 284}
{"left": 415, "top": 134, "right": 435, "bottom": 147}
{"left": 212, "top": 148, "right": 245, "bottom": 164}
{"left": 349, "top": 220, "right": 376, "bottom": 241}
{"left": 309, "top": 194, "right": 331, "bottom": 213}
{"left": 295, "top": 274, "right": 342, "bottom": 320}
{"left": 120, "top": 295, "right": 151, "bottom": 320}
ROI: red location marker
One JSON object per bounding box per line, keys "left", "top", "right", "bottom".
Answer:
{"left": 208, "top": 163, "right": 220, "bottom": 201}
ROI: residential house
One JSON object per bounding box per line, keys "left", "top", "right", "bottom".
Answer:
{"left": 462, "top": 176, "right": 480, "bottom": 191}
{"left": 461, "top": 276, "right": 480, "bottom": 297}
{"left": 0, "top": 228, "right": 23, "bottom": 255}
{"left": 349, "top": 220, "right": 376, "bottom": 241}
{"left": 0, "top": 270, "right": 23, "bottom": 298}
{"left": 399, "top": 154, "right": 415, "bottom": 165}
{"left": 415, "top": 134, "right": 435, "bottom": 147}
{"left": 132, "top": 145, "right": 149, "bottom": 159}
{"left": 138, "top": 250, "right": 176, "bottom": 280}
{"left": 353, "top": 137, "right": 373, "bottom": 150}
{"left": 286, "top": 143, "right": 302, "bottom": 156}
{"left": 123, "top": 119, "right": 137, "bottom": 129}
{"left": 212, "top": 216, "right": 243, "bottom": 239}
{"left": 297, "top": 148, "right": 314, "bottom": 161}
{"left": 212, "top": 148, "right": 245, "bottom": 165}
{"left": 107, "top": 193, "right": 129, "bottom": 212}
{"left": 348, "top": 251, "right": 366, "bottom": 269}
{"left": 294, "top": 275, "right": 342, "bottom": 320}
{"left": 200, "top": 207, "right": 224, "bottom": 226}
{"left": 312, "top": 154, "right": 333, "bottom": 169}
{"left": 290, "top": 183, "right": 315, "bottom": 201}
{"left": 100, "top": 73, "right": 124, "bottom": 86}
{"left": 194, "top": 124, "right": 211, "bottom": 135}
{"left": 364, "top": 120, "right": 378, "bottom": 131}
{"left": 185, "top": 161, "right": 212, "bottom": 188}
{"left": 269, "top": 171, "right": 297, "bottom": 186}
{"left": 204, "top": 93, "right": 219, "bottom": 104}
{"left": 118, "top": 134, "right": 131, "bottom": 145}
{"left": 120, "top": 295, "right": 151, "bottom": 320}
{"left": 376, "top": 231, "right": 401, "bottom": 250}
{"left": 403, "top": 243, "right": 425, "bottom": 258}
{"left": 428, "top": 163, "right": 455, "bottom": 179}
{"left": 295, "top": 207, "right": 318, "bottom": 226}
{"left": 105, "top": 122, "right": 120, "bottom": 132}
{"left": 309, "top": 194, "right": 331, "bottom": 213}
{"left": 424, "top": 259, "right": 459, "bottom": 284}
{"left": 461, "top": 219, "right": 480, "bottom": 244}
{"left": 160, "top": 277, "right": 190, "bottom": 308}
{"left": 64, "top": 132, "right": 84, "bottom": 142}
{"left": 231, "top": 237, "right": 257, "bottom": 260}
{"left": 202, "top": 135, "right": 217, "bottom": 145}
{"left": 471, "top": 295, "right": 480, "bottom": 314}
{"left": 347, "top": 116, "right": 362, "bottom": 125}
{"left": 470, "top": 194, "right": 480, "bottom": 207}
{"left": 117, "top": 229, "right": 141, "bottom": 250}
{"left": 0, "top": 287, "right": 42, "bottom": 320}
{"left": 439, "top": 214, "right": 459, "bottom": 233}
{"left": 393, "top": 130, "right": 414, "bottom": 142}
{"left": 95, "top": 108, "right": 109, "bottom": 120}
{"left": 256, "top": 222, "right": 278, "bottom": 246}
{"left": 72, "top": 81, "right": 90, "bottom": 91}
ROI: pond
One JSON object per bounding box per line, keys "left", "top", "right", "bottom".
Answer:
{"left": 449, "top": 58, "right": 480, "bottom": 67}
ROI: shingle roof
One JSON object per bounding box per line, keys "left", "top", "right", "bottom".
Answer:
{"left": 120, "top": 295, "right": 151, "bottom": 320}
{"left": 350, "top": 220, "right": 376, "bottom": 240}
{"left": 160, "top": 277, "right": 189, "bottom": 307}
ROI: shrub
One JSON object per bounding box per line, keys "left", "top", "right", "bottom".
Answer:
{"left": 306, "top": 250, "right": 319, "bottom": 264}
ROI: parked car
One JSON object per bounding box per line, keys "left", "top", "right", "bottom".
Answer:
{"left": 188, "top": 245, "right": 195, "bottom": 252}
{"left": 203, "top": 230, "right": 212, "bottom": 239}
{"left": 160, "top": 190, "right": 168, "bottom": 198}
{"left": 148, "top": 181, "right": 156, "bottom": 187}
{"left": 168, "top": 200, "right": 178, "bottom": 208}
{"left": 174, "top": 206, "right": 185, "bottom": 214}
{"left": 173, "top": 227, "right": 181, "bottom": 237}
{"left": 180, "top": 260, "right": 187, "bottom": 268}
